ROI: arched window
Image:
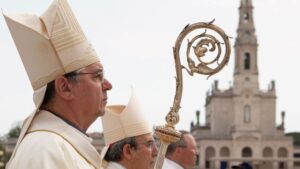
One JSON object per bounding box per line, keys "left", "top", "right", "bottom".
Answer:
{"left": 242, "top": 147, "right": 252, "bottom": 157}
{"left": 244, "top": 105, "right": 251, "bottom": 123}
{"left": 263, "top": 147, "right": 273, "bottom": 157}
{"left": 243, "top": 13, "right": 249, "bottom": 22}
{"left": 220, "top": 147, "right": 230, "bottom": 157}
{"left": 278, "top": 147, "right": 288, "bottom": 169}
{"left": 244, "top": 53, "right": 250, "bottom": 70}
{"left": 278, "top": 147, "right": 288, "bottom": 157}
{"left": 263, "top": 147, "right": 274, "bottom": 168}
{"left": 205, "top": 147, "right": 215, "bottom": 169}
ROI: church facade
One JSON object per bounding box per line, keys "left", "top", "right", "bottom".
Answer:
{"left": 190, "top": 0, "right": 295, "bottom": 169}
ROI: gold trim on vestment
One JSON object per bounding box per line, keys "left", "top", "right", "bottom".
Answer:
{"left": 27, "top": 129, "right": 97, "bottom": 169}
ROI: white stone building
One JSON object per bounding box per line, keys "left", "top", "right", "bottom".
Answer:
{"left": 190, "top": 0, "right": 296, "bottom": 169}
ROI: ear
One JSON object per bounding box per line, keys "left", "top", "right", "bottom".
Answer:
{"left": 122, "top": 144, "right": 133, "bottom": 160}
{"left": 174, "top": 147, "right": 183, "bottom": 157}
{"left": 54, "top": 76, "right": 74, "bottom": 100}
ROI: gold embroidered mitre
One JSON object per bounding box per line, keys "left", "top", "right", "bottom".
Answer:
{"left": 3, "top": 0, "right": 100, "bottom": 90}
{"left": 100, "top": 91, "right": 152, "bottom": 158}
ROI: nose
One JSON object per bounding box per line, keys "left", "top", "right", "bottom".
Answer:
{"left": 103, "top": 78, "right": 112, "bottom": 90}
{"left": 152, "top": 142, "right": 158, "bottom": 156}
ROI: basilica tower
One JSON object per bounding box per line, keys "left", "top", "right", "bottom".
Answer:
{"left": 190, "top": 1, "right": 293, "bottom": 168}
{"left": 231, "top": 0, "right": 276, "bottom": 135}
{"left": 233, "top": 0, "right": 259, "bottom": 91}
{"left": 200, "top": 0, "right": 278, "bottom": 136}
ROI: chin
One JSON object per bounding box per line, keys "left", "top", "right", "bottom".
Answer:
{"left": 96, "top": 109, "right": 105, "bottom": 117}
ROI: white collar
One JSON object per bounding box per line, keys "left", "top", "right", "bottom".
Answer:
{"left": 164, "top": 158, "right": 184, "bottom": 169}
{"left": 107, "top": 162, "right": 126, "bottom": 169}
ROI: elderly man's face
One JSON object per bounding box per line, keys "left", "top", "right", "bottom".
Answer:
{"left": 131, "top": 133, "right": 158, "bottom": 169}
{"left": 72, "top": 62, "right": 112, "bottom": 117}
{"left": 178, "top": 134, "right": 197, "bottom": 169}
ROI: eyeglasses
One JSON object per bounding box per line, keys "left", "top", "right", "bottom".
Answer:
{"left": 136, "top": 140, "right": 157, "bottom": 150}
{"left": 67, "top": 71, "right": 105, "bottom": 83}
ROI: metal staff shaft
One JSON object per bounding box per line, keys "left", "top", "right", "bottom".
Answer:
{"left": 154, "top": 141, "right": 169, "bottom": 169}
{"left": 154, "top": 20, "right": 231, "bottom": 169}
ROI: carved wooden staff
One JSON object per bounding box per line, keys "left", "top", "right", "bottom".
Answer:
{"left": 154, "top": 20, "right": 231, "bottom": 169}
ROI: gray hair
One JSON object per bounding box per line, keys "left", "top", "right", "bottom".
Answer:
{"left": 165, "top": 130, "right": 190, "bottom": 156}
{"left": 104, "top": 137, "right": 137, "bottom": 162}
{"left": 41, "top": 69, "right": 82, "bottom": 106}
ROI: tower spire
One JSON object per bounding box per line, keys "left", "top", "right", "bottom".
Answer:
{"left": 233, "top": 0, "right": 259, "bottom": 91}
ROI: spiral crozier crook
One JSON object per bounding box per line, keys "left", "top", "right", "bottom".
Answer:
{"left": 154, "top": 19, "right": 231, "bottom": 169}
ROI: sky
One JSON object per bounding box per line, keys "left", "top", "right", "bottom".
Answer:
{"left": 0, "top": 0, "right": 299, "bottom": 136}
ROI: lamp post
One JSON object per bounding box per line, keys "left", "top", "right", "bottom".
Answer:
{"left": 154, "top": 20, "right": 231, "bottom": 169}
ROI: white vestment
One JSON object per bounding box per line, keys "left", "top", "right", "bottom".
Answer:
{"left": 6, "top": 110, "right": 101, "bottom": 169}
{"left": 105, "top": 162, "right": 126, "bottom": 169}
{"left": 162, "top": 158, "right": 184, "bottom": 169}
